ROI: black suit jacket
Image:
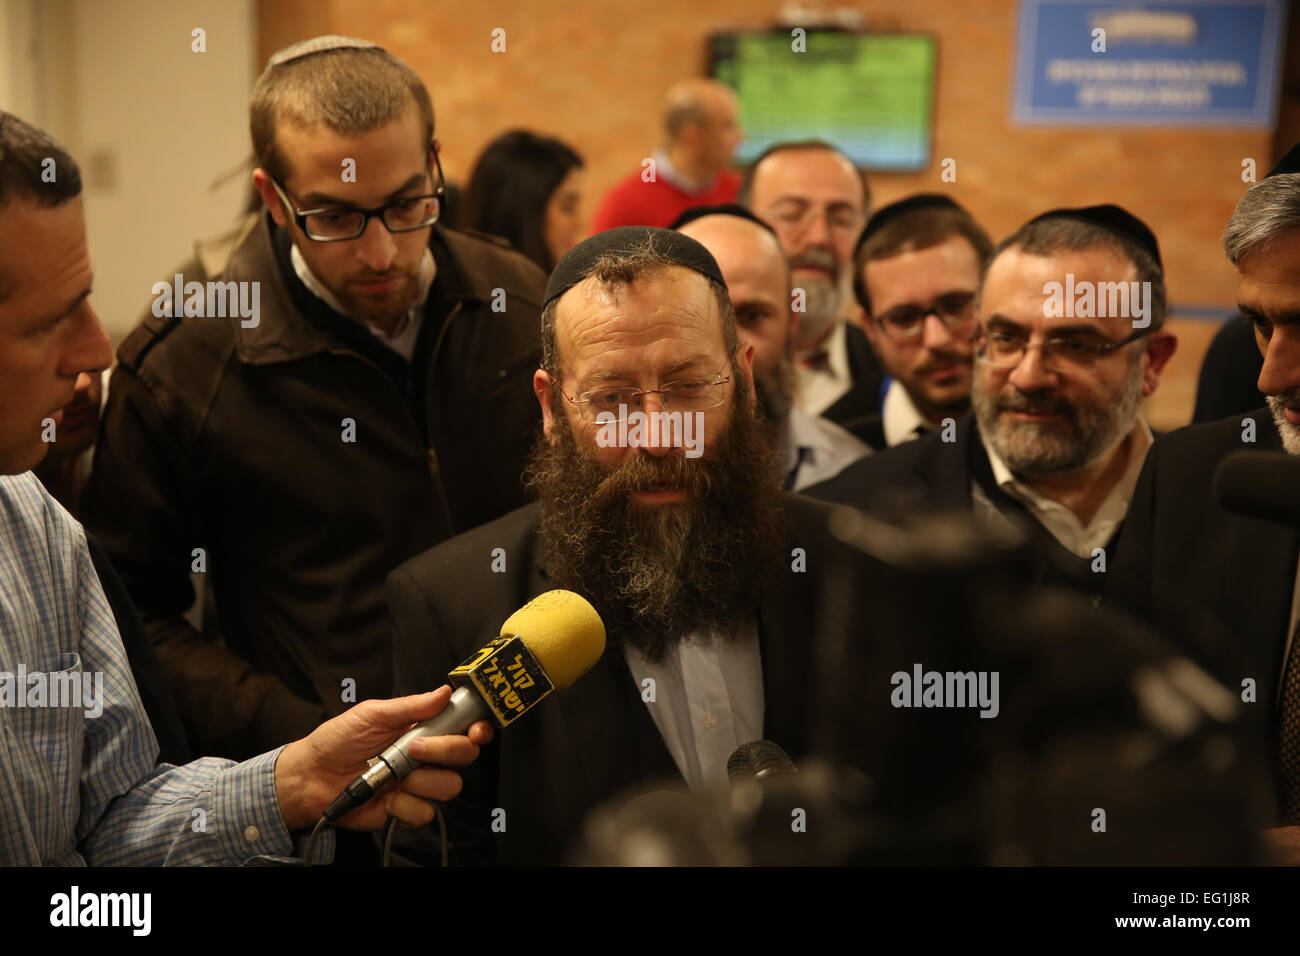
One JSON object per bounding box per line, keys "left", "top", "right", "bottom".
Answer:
{"left": 822, "top": 323, "right": 887, "bottom": 448}
{"left": 1108, "top": 408, "right": 1295, "bottom": 720}
{"left": 387, "top": 494, "right": 838, "bottom": 865}
{"left": 804, "top": 414, "right": 1113, "bottom": 599}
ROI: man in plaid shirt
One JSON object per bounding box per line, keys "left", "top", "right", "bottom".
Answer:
{"left": 0, "top": 111, "right": 491, "bottom": 865}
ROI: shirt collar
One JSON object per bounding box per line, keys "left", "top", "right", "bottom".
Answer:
{"left": 780, "top": 405, "right": 836, "bottom": 475}
{"left": 796, "top": 322, "right": 851, "bottom": 380}
{"left": 882, "top": 379, "right": 931, "bottom": 446}
{"left": 979, "top": 418, "right": 1154, "bottom": 555}
{"left": 289, "top": 242, "right": 436, "bottom": 341}
{"left": 652, "top": 148, "right": 715, "bottom": 194}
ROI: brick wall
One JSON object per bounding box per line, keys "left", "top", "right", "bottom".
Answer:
{"left": 259, "top": 0, "right": 1280, "bottom": 428}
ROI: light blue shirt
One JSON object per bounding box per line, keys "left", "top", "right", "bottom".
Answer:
{"left": 0, "top": 473, "right": 331, "bottom": 865}
{"left": 782, "top": 406, "right": 872, "bottom": 492}
{"left": 623, "top": 623, "right": 764, "bottom": 791}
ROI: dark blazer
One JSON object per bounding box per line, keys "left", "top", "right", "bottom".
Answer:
{"left": 1192, "top": 317, "right": 1264, "bottom": 425}
{"left": 387, "top": 494, "right": 838, "bottom": 865}
{"left": 804, "top": 414, "right": 1112, "bottom": 599}
{"left": 1107, "top": 408, "right": 1295, "bottom": 719}
{"left": 823, "top": 323, "right": 887, "bottom": 448}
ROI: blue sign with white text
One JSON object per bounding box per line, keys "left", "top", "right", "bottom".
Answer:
{"left": 1013, "top": 0, "right": 1284, "bottom": 126}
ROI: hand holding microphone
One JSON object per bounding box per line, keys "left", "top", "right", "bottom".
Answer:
{"left": 321, "top": 589, "right": 607, "bottom": 823}
{"left": 275, "top": 685, "right": 493, "bottom": 832}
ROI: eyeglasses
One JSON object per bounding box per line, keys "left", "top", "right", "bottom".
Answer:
{"left": 765, "top": 201, "right": 864, "bottom": 236}
{"left": 558, "top": 364, "right": 732, "bottom": 424}
{"left": 269, "top": 146, "right": 446, "bottom": 241}
{"left": 972, "top": 326, "right": 1151, "bottom": 371}
{"left": 875, "top": 292, "right": 978, "bottom": 340}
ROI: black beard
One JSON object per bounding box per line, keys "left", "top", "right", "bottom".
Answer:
{"left": 526, "top": 377, "right": 785, "bottom": 663}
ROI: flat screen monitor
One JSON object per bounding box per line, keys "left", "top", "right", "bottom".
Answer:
{"left": 709, "top": 30, "right": 937, "bottom": 170}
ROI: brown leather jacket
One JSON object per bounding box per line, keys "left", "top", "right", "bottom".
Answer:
{"left": 82, "top": 215, "right": 546, "bottom": 758}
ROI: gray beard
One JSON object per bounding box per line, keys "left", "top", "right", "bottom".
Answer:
{"left": 972, "top": 360, "right": 1144, "bottom": 477}
{"left": 795, "top": 278, "right": 843, "bottom": 350}
{"left": 1267, "top": 394, "right": 1300, "bottom": 455}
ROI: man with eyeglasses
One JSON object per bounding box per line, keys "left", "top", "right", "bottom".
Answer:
{"left": 739, "top": 141, "right": 887, "bottom": 445}
{"left": 854, "top": 195, "right": 993, "bottom": 450}
{"left": 672, "top": 204, "right": 870, "bottom": 489}
{"left": 81, "top": 36, "right": 547, "bottom": 764}
{"left": 387, "top": 227, "right": 843, "bottom": 865}
{"left": 808, "top": 205, "right": 1177, "bottom": 600}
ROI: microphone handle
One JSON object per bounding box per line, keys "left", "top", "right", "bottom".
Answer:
{"left": 322, "top": 685, "right": 493, "bottom": 822}
{"left": 381, "top": 684, "right": 493, "bottom": 779}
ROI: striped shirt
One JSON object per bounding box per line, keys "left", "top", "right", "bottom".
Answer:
{"left": 0, "top": 473, "right": 331, "bottom": 865}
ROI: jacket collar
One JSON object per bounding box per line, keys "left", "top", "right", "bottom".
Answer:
{"left": 221, "top": 215, "right": 495, "bottom": 366}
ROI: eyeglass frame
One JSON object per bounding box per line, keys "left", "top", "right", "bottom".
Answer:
{"left": 971, "top": 324, "right": 1152, "bottom": 369}
{"left": 873, "top": 291, "right": 979, "bottom": 340}
{"left": 267, "top": 144, "right": 447, "bottom": 242}
{"left": 764, "top": 200, "right": 866, "bottom": 236}
{"left": 554, "top": 362, "right": 734, "bottom": 423}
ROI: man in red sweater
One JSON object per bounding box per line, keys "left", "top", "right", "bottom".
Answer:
{"left": 590, "top": 78, "right": 743, "bottom": 231}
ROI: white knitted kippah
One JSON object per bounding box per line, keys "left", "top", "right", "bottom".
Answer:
{"left": 267, "top": 35, "right": 383, "bottom": 68}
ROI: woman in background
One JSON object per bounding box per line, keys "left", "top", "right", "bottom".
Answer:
{"left": 463, "top": 130, "right": 585, "bottom": 273}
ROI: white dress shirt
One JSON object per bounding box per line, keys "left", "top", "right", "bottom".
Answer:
{"left": 881, "top": 379, "right": 933, "bottom": 447}
{"left": 795, "top": 322, "right": 853, "bottom": 417}
{"left": 781, "top": 406, "right": 872, "bottom": 491}
{"left": 622, "top": 623, "right": 764, "bottom": 792}
{"left": 977, "top": 421, "right": 1154, "bottom": 559}
{"left": 291, "top": 243, "right": 435, "bottom": 362}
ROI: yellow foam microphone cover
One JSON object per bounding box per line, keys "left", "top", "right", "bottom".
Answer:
{"left": 500, "top": 590, "right": 606, "bottom": 691}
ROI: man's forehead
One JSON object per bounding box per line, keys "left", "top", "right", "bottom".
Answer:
{"left": 981, "top": 247, "right": 1137, "bottom": 328}
{"left": 0, "top": 197, "right": 90, "bottom": 314}
{"left": 753, "top": 149, "right": 862, "bottom": 204}
{"left": 866, "top": 236, "right": 981, "bottom": 289}
{"left": 1237, "top": 235, "right": 1300, "bottom": 313}
{"left": 556, "top": 269, "right": 723, "bottom": 354}
{"left": 679, "top": 217, "right": 785, "bottom": 282}
{"left": 276, "top": 106, "right": 426, "bottom": 191}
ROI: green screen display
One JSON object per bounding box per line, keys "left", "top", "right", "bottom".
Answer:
{"left": 710, "top": 31, "right": 937, "bottom": 170}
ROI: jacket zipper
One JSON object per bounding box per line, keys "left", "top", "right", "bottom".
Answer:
{"left": 326, "top": 298, "right": 463, "bottom": 539}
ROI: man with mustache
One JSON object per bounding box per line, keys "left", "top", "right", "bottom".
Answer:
{"left": 808, "top": 206, "right": 1177, "bottom": 600}
{"left": 854, "top": 195, "right": 993, "bottom": 450}
{"left": 739, "top": 141, "right": 886, "bottom": 444}
{"left": 1109, "top": 148, "right": 1300, "bottom": 855}
{"left": 387, "top": 227, "right": 841, "bottom": 865}
{"left": 80, "top": 36, "right": 546, "bottom": 763}
{"left": 671, "top": 204, "right": 870, "bottom": 490}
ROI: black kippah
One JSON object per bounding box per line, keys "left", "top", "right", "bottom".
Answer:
{"left": 543, "top": 226, "right": 726, "bottom": 310}
{"left": 855, "top": 193, "right": 965, "bottom": 256}
{"left": 1267, "top": 142, "right": 1300, "bottom": 178}
{"left": 1023, "top": 203, "right": 1162, "bottom": 269}
{"left": 667, "top": 203, "right": 777, "bottom": 237}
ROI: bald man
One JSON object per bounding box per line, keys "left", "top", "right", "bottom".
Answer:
{"left": 738, "top": 141, "right": 885, "bottom": 445}
{"left": 590, "top": 78, "right": 743, "bottom": 231}
{"left": 673, "top": 204, "right": 869, "bottom": 489}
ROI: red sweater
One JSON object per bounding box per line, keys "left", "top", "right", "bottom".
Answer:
{"left": 590, "top": 166, "right": 742, "bottom": 233}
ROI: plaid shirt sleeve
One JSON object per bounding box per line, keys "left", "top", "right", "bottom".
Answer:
{"left": 0, "top": 473, "right": 333, "bottom": 865}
